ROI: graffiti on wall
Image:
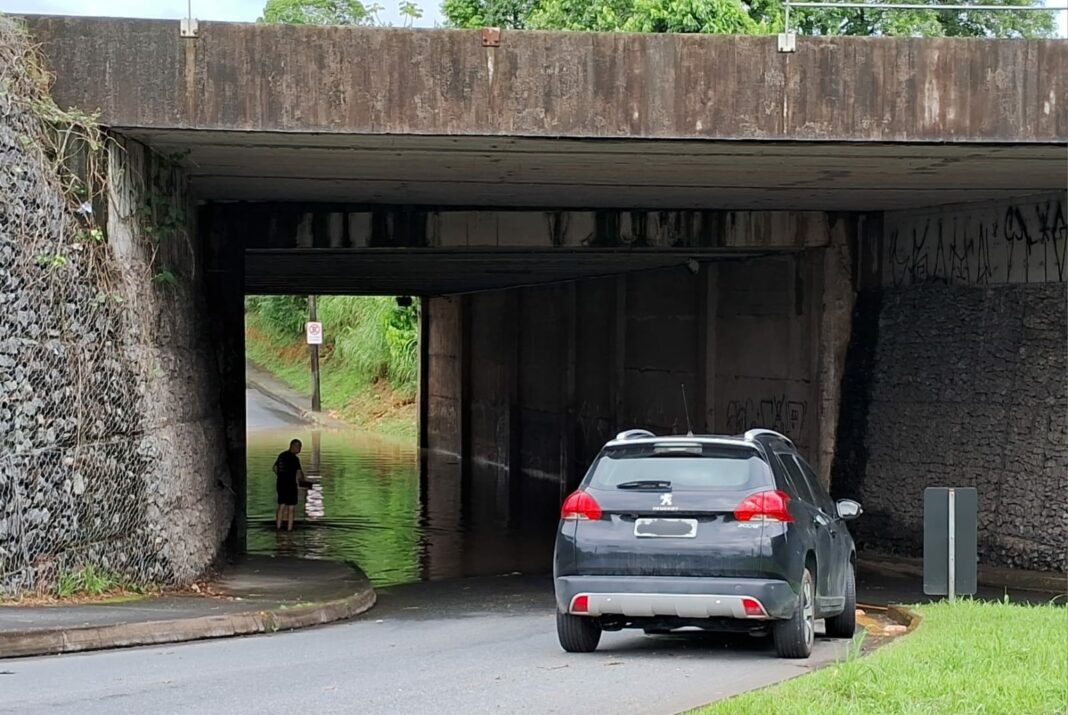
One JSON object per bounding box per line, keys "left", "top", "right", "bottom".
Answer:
{"left": 885, "top": 197, "right": 1066, "bottom": 286}
{"left": 724, "top": 395, "right": 808, "bottom": 439}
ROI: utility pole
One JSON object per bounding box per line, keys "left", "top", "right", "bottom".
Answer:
{"left": 308, "top": 295, "right": 321, "bottom": 413}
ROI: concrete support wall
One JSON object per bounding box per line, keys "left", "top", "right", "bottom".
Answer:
{"left": 882, "top": 194, "right": 1066, "bottom": 287}
{"left": 106, "top": 141, "right": 234, "bottom": 578}
{"left": 834, "top": 194, "right": 1067, "bottom": 572}
{"left": 427, "top": 297, "right": 463, "bottom": 458}
{"left": 0, "top": 97, "right": 231, "bottom": 592}
{"left": 30, "top": 18, "right": 1067, "bottom": 145}
{"left": 238, "top": 205, "right": 829, "bottom": 252}
{"left": 424, "top": 223, "right": 855, "bottom": 500}
{"left": 715, "top": 256, "right": 818, "bottom": 458}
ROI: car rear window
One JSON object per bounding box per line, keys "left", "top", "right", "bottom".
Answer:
{"left": 586, "top": 443, "right": 771, "bottom": 491}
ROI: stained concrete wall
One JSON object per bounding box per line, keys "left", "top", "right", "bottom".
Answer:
{"left": 425, "top": 229, "right": 853, "bottom": 505}
{"left": 28, "top": 18, "right": 1068, "bottom": 144}
{"left": 716, "top": 257, "right": 818, "bottom": 457}
{"left": 427, "top": 296, "right": 462, "bottom": 459}
{"left": 881, "top": 194, "right": 1066, "bottom": 287}
{"left": 834, "top": 194, "right": 1067, "bottom": 572}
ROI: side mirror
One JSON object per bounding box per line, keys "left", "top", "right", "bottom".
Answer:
{"left": 836, "top": 499, "right": 863, "bottom": 520}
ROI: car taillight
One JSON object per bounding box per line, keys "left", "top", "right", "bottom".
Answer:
{"left": 741, "top": 598, "right": 766, "bottom": 617}
{"left": 561, "top": 490, "right": 603, "bottom": 521}
{"left": 571, "top": 595, "right": 589, "bottom": 613}
{"left": 734, "top": 490, "right": 794, "bottom": 523}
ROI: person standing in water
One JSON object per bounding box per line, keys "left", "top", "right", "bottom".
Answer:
{"left": 273, "top": 439, "right": 304, "bottom": 531}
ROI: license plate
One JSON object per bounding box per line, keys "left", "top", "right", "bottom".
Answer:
{"left": 634, "top": 518, "right": 698, "bottom": 538}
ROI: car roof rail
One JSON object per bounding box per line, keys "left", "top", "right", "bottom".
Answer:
{"left": 614, "top": 429, "right": 655, "bottom": 441}
{"left": 743, "top": 428, "right": 794, "bottom": 447}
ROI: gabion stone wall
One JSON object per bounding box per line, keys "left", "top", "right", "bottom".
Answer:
{"left": 834, "top": 282, "right": 1068, "bottom": 573}
{"left": 0, "top": 20, "right": 232, "bottom": 595}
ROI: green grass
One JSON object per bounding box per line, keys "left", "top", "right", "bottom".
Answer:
{"left": 696, "top": 599, "right": 1067, "bottom": 715}
{"left": 245, "top": 307, "right": 417, "bottom": 440}
{"left": 56, "top": 565, "right": 141, "bottom": 598}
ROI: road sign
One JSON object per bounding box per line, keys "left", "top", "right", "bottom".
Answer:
{"left": 923, "top": 487, "right": 978, "bottom": 600}
{"left": 305, "top": 321, "right": 323, "bottom": 345}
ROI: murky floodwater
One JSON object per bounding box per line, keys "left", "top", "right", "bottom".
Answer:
{"left": 247, "top": 418, "right": 560, "bottom": 588}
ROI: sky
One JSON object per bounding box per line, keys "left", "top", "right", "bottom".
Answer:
{"left": 0, "top": 0, "right": 445, "bottom": 27}
{"left": 2, "top": 0, "right": 1065, "bottom": 35}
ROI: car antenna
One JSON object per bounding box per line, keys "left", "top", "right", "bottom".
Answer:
{"left": 681, "top": 384, "right": 694, "bottom": 437}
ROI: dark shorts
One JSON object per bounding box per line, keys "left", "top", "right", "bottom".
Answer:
{"left": 277, "top": 479, "right": 298, "bottom": 506}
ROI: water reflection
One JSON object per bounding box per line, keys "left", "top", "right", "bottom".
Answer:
{"left": 246, "top": 427, "right": 560, "bottom": 588}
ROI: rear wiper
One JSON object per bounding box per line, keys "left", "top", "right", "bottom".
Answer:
{"left": 616, "top": 480, "right": 672, "bottom": 490}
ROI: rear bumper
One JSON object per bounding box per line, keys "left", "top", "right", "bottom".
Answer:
{"left": 555, "top": 575, "right": 798, "bottom": 620}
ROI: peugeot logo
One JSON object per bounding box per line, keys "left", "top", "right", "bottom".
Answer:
{"left": 659, "top": 494, "right": 673, "bottom": 507}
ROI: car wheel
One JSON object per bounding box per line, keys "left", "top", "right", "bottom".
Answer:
{"left": 773, "top": 567, "right": 815, "bottom": 659}
{"left": 825, "top": 562, "right": 857, "bottom": 638}
{"left": 556, "top": 612, "right": 602, "bottom": 653}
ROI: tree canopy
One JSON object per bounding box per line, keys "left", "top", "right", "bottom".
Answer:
{"left": 260, "top": 0, "right": 383, "bottom": 25}
{"left": 260, "top": 0, "right": 425, "bottom": 26}
{"left": 259, "top": 0, "right": 1056, "bottom": 39}
{"left": 442, "top": 0, "right": 1056, "bottom": 38}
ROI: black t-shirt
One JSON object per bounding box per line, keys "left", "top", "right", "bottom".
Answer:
{"left": 275, "top": 451, "right": 302, "bottom": 482}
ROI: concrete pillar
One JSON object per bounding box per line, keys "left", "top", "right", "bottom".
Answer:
{"left": 815, "top": 216, "right": 859, "bottom": 488}
{"left": 561, "top": 282, "right": 578, "bottom": 494}
{"left": 459, "top": 294, "right": 472, "bottom": 511}
{"left": 426, "top": 296, "right": 462, "bottom": 457}
{"left": 506, "top": 291, "right": 521, "bottom": 478}
{"left": 417, "top": 296, "right": 430, "bottom": 451}
{"left": 612, "top": 275, "right": 627, "bottom": 431}
{"left": 202, "top": 205, "right": 247, "bottom": 552}
{"left": 696, "top": 264, "right": 718, "bottom": 432}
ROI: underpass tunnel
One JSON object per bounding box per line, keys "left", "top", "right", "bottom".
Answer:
{"left": 216, "top": 202, "right": 853, "bottom": 586}
{"left": 187, "top": 134, "right": 1065, "bottom": 586}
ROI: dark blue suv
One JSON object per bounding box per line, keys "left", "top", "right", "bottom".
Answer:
{"left": 552, "top": 428, "right": 862, "bottom": 658}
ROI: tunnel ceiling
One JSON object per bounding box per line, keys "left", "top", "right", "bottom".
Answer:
{"left": 244, "top": 249, "right": 768, "bottom": 295}
{"left": 135, "top": 131, "right": 1063, "bottom": 211}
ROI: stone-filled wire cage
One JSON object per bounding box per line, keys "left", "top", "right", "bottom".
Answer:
{"left": 0, "top": 19, "right": 165, "bottom": 595}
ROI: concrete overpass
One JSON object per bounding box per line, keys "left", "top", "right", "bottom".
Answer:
{"left": 16, "top": 17, "right": 1068, "bottom": 588}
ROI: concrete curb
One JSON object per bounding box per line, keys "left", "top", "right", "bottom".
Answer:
{"left": 858, "top": 555, "right": 1066, "bottom": 595}
{"left": 0, "top": 585, "right": 375, "bottom": 659}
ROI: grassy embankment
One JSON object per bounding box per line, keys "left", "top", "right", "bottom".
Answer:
{"left": 696, "top": 599, "right": 1067, "bottom": 715}
{"left": 245, "top": 296, "right": 418, "bottom": 439}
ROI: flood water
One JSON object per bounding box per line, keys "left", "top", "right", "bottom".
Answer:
{"left": 246, "top": 392, "right": 560, "bottom": 587}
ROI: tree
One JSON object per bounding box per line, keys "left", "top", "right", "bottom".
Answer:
{"left": 445, "top": 0, "right": 1055, "bottom": 38}
{"left": 260, "top": 0, "right": 383, "bottom": 25}
{"left": 441, "top": 0, "right": 539, "bottom": 28}
{"left": 789, "top": 0, "right": 1055, "bottom": 37}
{"left": 261, "top": 0, "right": 424, "bottom": 26}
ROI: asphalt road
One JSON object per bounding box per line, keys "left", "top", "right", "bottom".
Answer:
{"left": 245, "top": 387, "right": 306, "bottom": 431}
{"left": 0, "top": 575, "right": 849, "bottom": 715}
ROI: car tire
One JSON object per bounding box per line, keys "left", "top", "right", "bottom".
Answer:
{"left": 773, "top": 568, "right": 815, "bottom": 659}
{"left": 825, "top": 563, "right": 857, "bottom": 638}
{"left": 557, "top": 612, "right": 602, "bottom": 653}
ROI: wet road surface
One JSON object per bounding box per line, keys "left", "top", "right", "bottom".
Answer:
{"left": 244, "top": 388, "right": 559, "bottom": 587}
{"left": 0, "top": 575, "right": 850, "bottom": 715}
{"left": 245, "top": 387, "right": 307, "bottom": 431}
{"left": 0, "top": 389, "right": 852, "bottom": 713}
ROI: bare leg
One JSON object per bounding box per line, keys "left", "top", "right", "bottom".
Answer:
{"left": 286, "top": 505, "right": 295, "bottom": 532}
{"left": 275, "top": 505, "right": 283, "bottom": 530}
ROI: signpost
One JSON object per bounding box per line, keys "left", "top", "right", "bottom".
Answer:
{"left": 923, "top": 487, "right": 978, "bottom": 601}
{"left": 306, "top": 297, "right": 322, "bottom": 413}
